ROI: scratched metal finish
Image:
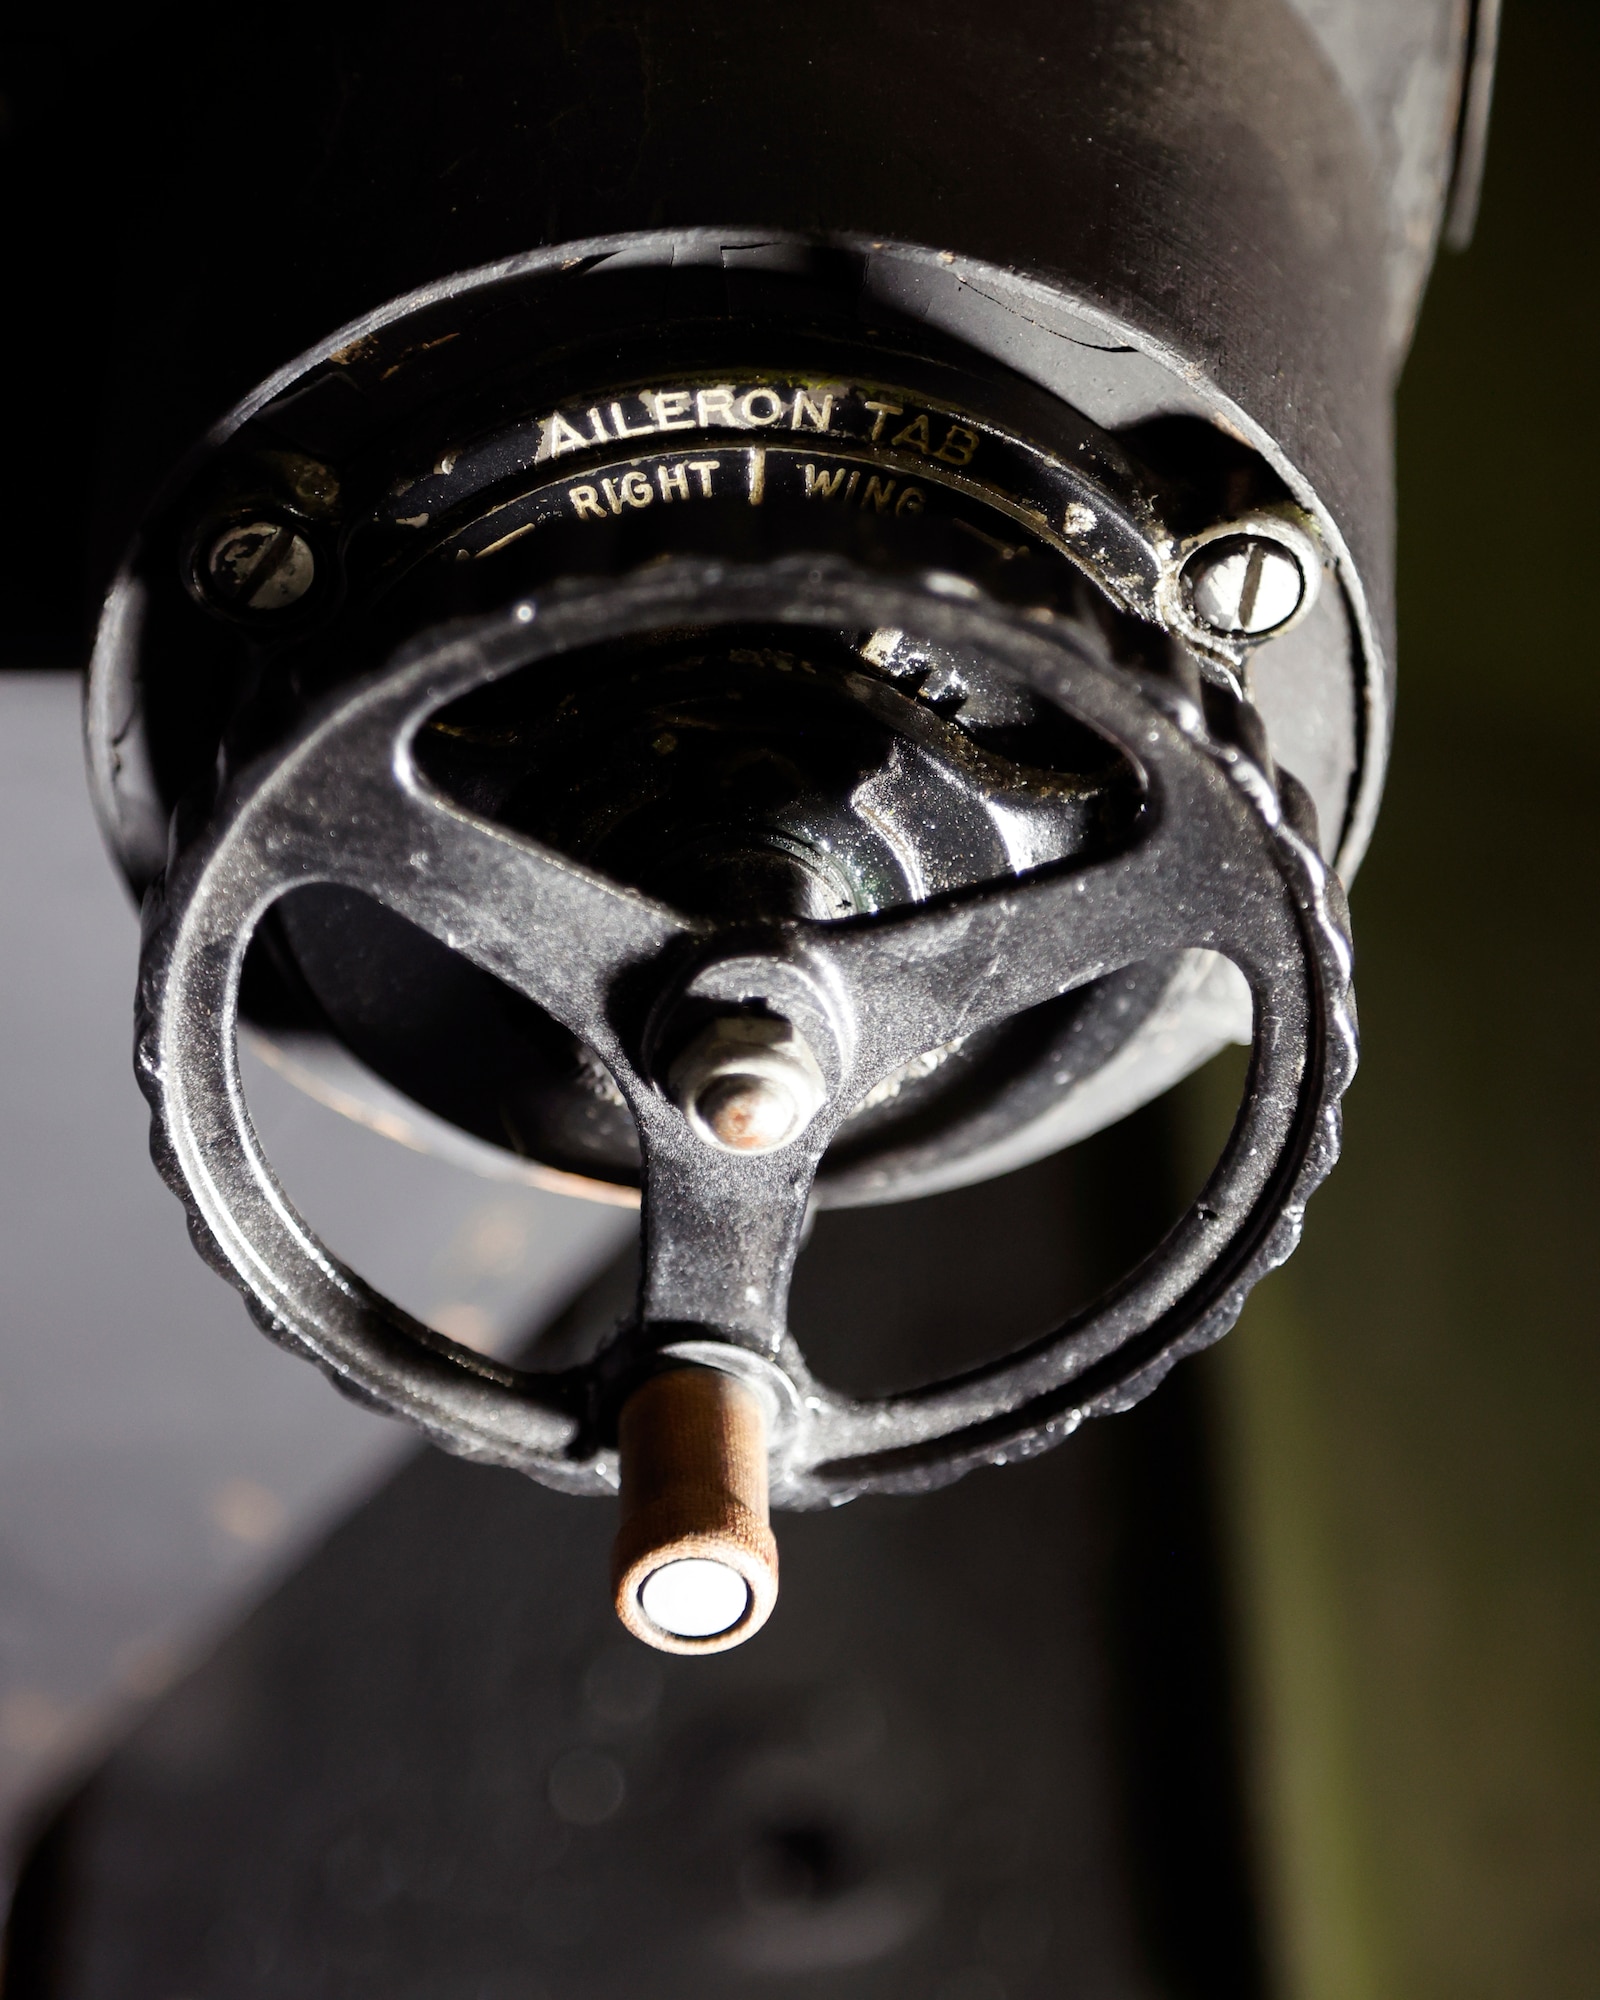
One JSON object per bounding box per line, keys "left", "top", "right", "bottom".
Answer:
{"left": 138, "top": 560, "right": 1356, "bottom": 1505}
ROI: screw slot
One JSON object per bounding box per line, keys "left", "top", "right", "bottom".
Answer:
{"left": 1182, "top": 533, "right": 1306, "bottom": 637}
{"left": 204, "top": 519, "right": 317, "bottom": 614}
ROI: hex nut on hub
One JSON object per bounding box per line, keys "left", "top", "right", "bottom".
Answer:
{"left": 668, "top": 1015, "right": 827, "bottom": 1154}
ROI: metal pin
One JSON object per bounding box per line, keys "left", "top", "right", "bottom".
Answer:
{"left": 612, "top": 1367, "right": 779, "bottom": 1654}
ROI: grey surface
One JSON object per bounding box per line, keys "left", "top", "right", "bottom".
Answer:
{"left": 8, "top": 1129, "right": 1264, "bottom": 2000}
{"left": 0, "top": 673, "right": 631, "bottom": 1839}
{"left": 29, "top": 1426, "right": 1149, "bottom": 2000}
{"left": 1287, "top": 0, "right": 1471, "bottom": 350}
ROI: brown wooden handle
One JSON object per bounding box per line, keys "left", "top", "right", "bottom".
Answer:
{"left": 611, "top": 1366, "right": 779, "bottom": 1654}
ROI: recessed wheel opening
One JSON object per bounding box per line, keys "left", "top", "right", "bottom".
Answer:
{"left": 262, "top": 601, "right": 1162, "bottom": 1205}
{"left": 790, "top": 1036, "right": 1255, "bottom": 1402}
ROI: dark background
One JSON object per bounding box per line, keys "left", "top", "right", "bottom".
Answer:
{"left": 1202, "top": 0, "right": 1600, "bottom": 1992}
{"left": 0, "top": 2, "right": 1596, "bottom": 1995}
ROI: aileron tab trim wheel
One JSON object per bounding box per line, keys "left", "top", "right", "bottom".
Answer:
{"left": 137, "top": 561, "right": 1355, "bottom": 1637}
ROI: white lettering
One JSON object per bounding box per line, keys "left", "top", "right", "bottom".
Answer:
{"left": 891, "top": 414, "right": 931, "bottom": 454}
{"left": 696, "top": 386, "right": 737, "bottom": 427}
{"left": 791, "top": 389, "right": 835, "bottom": 432}
{"left": 609, "top": 400, "right": 657, "bottom": 440}
{"left": 803, "top": 464, "right": 848, "bottom": 500}
{"left": 547, "top": 412, "right": 590, "bottom": 457}
{"left": 864, "top": 400, "right": 903, "bottom": 442}
{"left": 649, "top": 389, "right": 695, "bottom": 431}
{"left": 568, "top": 485, "right": 606, "bottom": 521}
{"left": 657, "top": 463, "right": 690, "bottom": 501}
{"left": 686, "top": 459, "right": 720, "bottom": 497}
{"left": 737, "top": 387, "right": 784, "bottom": 426}
{"left": 619, "top": 469, "right": 652, "bottom": 507}
{"left": 586, "top": 408, "right": 611, "bottom": 444}
{"left": 934, "top": 423, "right": 979, "bottom": 466}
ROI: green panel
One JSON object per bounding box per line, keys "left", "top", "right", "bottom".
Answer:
{"left": 1199, "top": 4, "right": 1600, "bottom": 1994}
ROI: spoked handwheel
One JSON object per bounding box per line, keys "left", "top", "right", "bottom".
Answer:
{"left": 139, "top": 558, "right": 1355, "bottom": 1651}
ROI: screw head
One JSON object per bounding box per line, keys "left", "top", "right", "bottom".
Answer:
{"left": 1183, "top": 534, "right": 1305, "bottom": 637}
{"left": 205, "top": 519, "right": 316, "bottom": 613}
{"left": 669, "top": 1016, "right": 828, "bottom": 1155}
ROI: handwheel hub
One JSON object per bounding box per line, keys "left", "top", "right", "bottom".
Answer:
{"left": 670, "top": 1015, "right": 827, "bottom": 1155}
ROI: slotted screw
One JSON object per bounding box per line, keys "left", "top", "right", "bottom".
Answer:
{"left": 205, "top": 519, "right": 316, "bottom": 613}
{"left": 1183, "top": 534, "right": 1306, "bottom": 636}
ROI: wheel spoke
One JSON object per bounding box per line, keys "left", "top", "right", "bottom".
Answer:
{"left": 631, "top": 1094, "right": 826, "bottom": 1354}
{"left": 252, "top": 697, "right": 697, "bottom": 1050}
{"left": 822, "top": 814, "right": 1210, "bottom": 1086}
{"left": 360, "top": 781, "right": 690, "bottom": 1043}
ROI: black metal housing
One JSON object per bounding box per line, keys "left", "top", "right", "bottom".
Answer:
{"left": 79, "top": 0, "right": 1484, "bottom": 1498}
